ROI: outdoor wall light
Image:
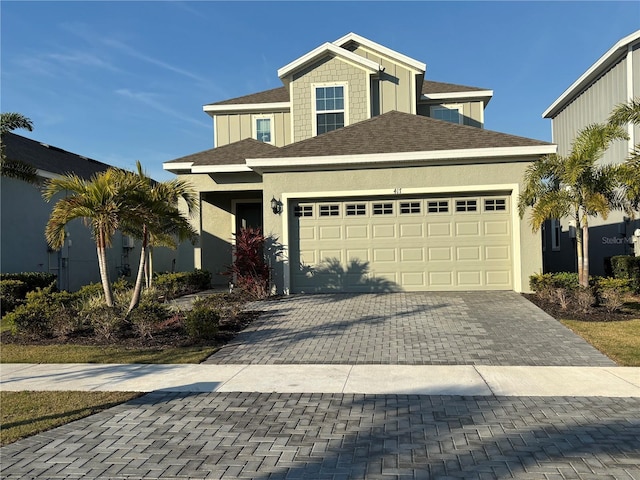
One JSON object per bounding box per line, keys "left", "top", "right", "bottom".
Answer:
{"left": 271, "top": 197, "right": 282, "bottom": 214}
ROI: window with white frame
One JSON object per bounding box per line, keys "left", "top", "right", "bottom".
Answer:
{"left": 430, "top": 105, "right": 463, "bottom": 124}
{"left": 253, "top": 115, "right": 274, "bottom": 144}
{"left": 551, "top": 219, "right": 561, "bottom": 251}
{"left": 315, "top": 85, "right": 345, "bottom": 135}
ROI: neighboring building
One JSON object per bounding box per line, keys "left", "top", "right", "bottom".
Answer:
{"left": 542, "top": 30, "right": 640, "bottom": 275}
{"left": 164, "top": 33, "right": 555, "bottom": 294}
{"left": 1, "top": 133, "right": 178, "bottom": 291}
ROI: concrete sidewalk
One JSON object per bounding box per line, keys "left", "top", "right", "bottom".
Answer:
{"left": 2, "top": 363, "right": 639, "bottom": 397}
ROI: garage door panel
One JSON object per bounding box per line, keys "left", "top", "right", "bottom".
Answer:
{"left": 428, "top": 247, "right": 452, "bottom": 261}
{"left": 456, "top": 222, "right": 480, "bottom": 236}
{"left": 373, "top": 248, "right": 396, "bottom": 262}
{"left": 485, "top": 245, "right": 510, "bottom": 261}
{"left": 456, "top": 246, "right": 481, "bottom": 261}
{"left": 319, "top": 226, "right": 342, "bottom": 240}
{"left": 345, "top": 225, "right": 369, "bottom": 239}
{"left": 291, "top": 195, "right": 513, "bottom": 292}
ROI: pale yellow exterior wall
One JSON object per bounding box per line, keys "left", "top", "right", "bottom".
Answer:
{"left": 214, "top": 111, "right": 291, "bottom": 147}
{"left": 351, "top": 45, "right": 417, "bottom": 115}
{"left": 261, "top": 160, "right": 541, "bottom": 293}
{"left": 290, "top": 56, "right": 370, "bottom": 143}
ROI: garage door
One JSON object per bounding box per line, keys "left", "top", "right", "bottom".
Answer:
{"left": 289, "top": 194, "right": 513, "bottom": 292}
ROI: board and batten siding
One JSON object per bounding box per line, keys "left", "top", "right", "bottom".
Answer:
{"left": 551, "top": 56, "right": 628, "bottom": 164}
{"left": 417, "top": 101, "right": 484, "bottom": 128}
{"left": 214, "top": 111, "right": 291, "bottom": 148}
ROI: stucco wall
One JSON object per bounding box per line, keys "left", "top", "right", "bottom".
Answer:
{"left": 290, "top": 56, "right": 369, "bottom": 143}
{"left": 260, "top": 160, "right": 541, "bottom": 293}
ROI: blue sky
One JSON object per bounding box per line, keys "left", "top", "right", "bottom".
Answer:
{"left": 2, "top": 1, "right": 638, "bottom": 181}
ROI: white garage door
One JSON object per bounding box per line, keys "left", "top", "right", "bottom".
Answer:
{"left": 289, "top": 194, "right": 513, "bottom": 292}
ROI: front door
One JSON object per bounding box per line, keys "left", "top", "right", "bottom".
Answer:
{"left": 235, "top": 202, "right": 263, "bottom": 234}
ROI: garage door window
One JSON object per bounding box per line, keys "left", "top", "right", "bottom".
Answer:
{"left": 294, "top": 205, "right": 313, "bottom": 217}
{"left": 346, "top": 204, "right": 366, "bottom": 216}
{"left": 456, "top": 199, "right": 477, "bottom": 212}
{"left": 484, "top": 198, "right": 507, "bottom": 211}
{"left": 319, "top": 204, "right": 340, "bottom": 217}
{"left": 373, "top": 203, "right": 393, "bottom": 215}
{"left": 427, "top": 200, "right": 449, "bottom": 213}
{"left": 399, "top": 201, "right": 421, "bottom": 214}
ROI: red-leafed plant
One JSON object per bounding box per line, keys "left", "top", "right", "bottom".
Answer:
{"left": 227, "top": 227, "right": 271, "bottom": 299}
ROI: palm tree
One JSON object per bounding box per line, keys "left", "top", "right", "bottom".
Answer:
{"left": 0, "top": 112, "right": 38, "bottom": 183}
{"left": 43, "top": 169, "right": 144, "bottom": 306}
{"left": 123, "top": 161, "right": 198, "bottom": 314}
{"left": 518, "top": 123, "right": 628, "bottom": 287}
{"left": 609, "top": 98, "right": 640, "bottom": 210}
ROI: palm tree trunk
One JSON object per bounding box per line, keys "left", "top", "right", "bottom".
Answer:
{"left": 575, "top": 217, "right": 585, "bottom": 288}
{"left": 128, "top": 227, "right": 148, "bottom": 314}
{"left": 582, "top": 223, "right": 590, "bottom": 287}
{"left": 148, "top": 247, "right": 154, "bottom": 287}
{"left": 96, "top": 231, "right": 114, "bottom": 307}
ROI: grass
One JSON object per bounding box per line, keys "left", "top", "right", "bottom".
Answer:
{"left": 0, "top": 344, "right": 218, "bottom": 364}
{"left": 1, "top": 391, "right": 141, "bottom": 446}
{"left": 560, "top": 318, "right": 640, "bottom": 366}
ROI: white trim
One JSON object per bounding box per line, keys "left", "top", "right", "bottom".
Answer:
{"left": 163, "top": 161, "right": 194, "bottom": 171}
{"left": 332, "top": 32, "right": 426, "bottom": 72}
{"left": 312, "top": 82, "right": 349, "bottom": 137}
{"left": 252, "top": 113, "right": 275, "bottom": 145}
{"left": 203, "top": 102, "right": 290, "bottom": 114}
{"left": 627, "top": 44, "right": 635, "bottom": 148}
{"left": 191, "top": 164, "right": 252, "bottom": 173}
{"left": 277, "top": 42, "right": 381, "bottom": 79}
{"left": 543, "top": 30, "right": 640, "bottom": 118}
{"left": 281, "top": 183, "right": 524, "bottom": 293}
{"left": 430, "top": 104, "right": 464, "bottom": 125}
{"left": 246, "top": 145, "right": 557, "bottom": 172}
{"left": 421, "top": 90, "right": 493, "bottom": 103}
{"left": 36, "top": 169, "right": 63, "bottom": 180}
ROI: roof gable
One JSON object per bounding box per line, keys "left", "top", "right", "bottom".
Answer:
{"left": 333, "top": 32, "right": 426, "bottom": 72}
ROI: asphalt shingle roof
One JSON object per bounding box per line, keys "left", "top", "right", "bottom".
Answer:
{"left": 166, "top": 138, "right": 281, "bottom": 166}
{"left": 2, "top": 133, "right": 111, "bottom": 179}
{"left": 207, "top": 80, "right": 488, "bottom": 107}
{"left": 258, "top": 111, "right": 552, "bottom": 159}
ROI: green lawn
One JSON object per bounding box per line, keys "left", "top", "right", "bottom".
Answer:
{"left": 0, "top": 344, "right": 218, "bottom": 364}
{"left": 1, "top": 391, "right": 141, "bottom": 446}
{"left": 560, "top": 318, "right": 640, "bottom": 366}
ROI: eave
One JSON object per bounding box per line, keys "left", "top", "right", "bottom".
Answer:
{"left": 421, "top": 90, "right": 494, "bottom": 106}
{"left": 203, "top": 102, "right": 290, "bottom": 116}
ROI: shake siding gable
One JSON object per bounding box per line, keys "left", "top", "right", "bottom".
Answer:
{"left": 290, "top": 56, "right": 370, "bottom": 142}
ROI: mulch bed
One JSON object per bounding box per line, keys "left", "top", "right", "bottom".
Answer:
{"left": 0, "top": 310, "right": 262, "bottom": 349}
{"left": 523, "top": 293, "right": 638, "bottom": 322}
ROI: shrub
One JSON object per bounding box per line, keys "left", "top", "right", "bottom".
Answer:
{"left": 154, "top": 270, "right": 212, "bottom": 300}
{"left": 227, "top": 227, "right": 271, "bottom": 300}
{"left": 84, "top": 304, "right": 125, "bottom": 341}
{"left": 595, "top": 277, "right": 631, "bottom": 313}
{"left": 574, "top": 286, "right": 596, "bottom": 313}
{"left": 1, "top": 279, "right": 28, "bottom": 314}
{"left": 4, "top": 285, "right": 77, "bottom": 338}
{"left": 187, "top": 269, "right": 212, "bottom": 291}
{"left": 184, "top": 306, "right": 220, "bottom": 340}
{"left": 0, "top": 272, "right": 57, "bottom": 292}
{"left": 128, "top": 302, "right": 171, "bottom": 339}
{"left": 610, "top": 255, "right": 640, "bottom": 293}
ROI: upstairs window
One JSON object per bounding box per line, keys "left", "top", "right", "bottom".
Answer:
{"left": 253, "top": 115, "right": 274, "bottom": 144}
{"left": 315, "top": 85, "right": 345, "bottom": 135}
{"left": 430, "top": 105, "right": 463, "bottom": 124}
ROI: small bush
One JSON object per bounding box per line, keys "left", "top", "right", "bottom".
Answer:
{"left": 154, "top": 270, "right": 212, "bottom": 300}
{"left": 84, "top": 304, "right": 125, "bottom": 341}
{"left": 574, "top": 286, "right": 596, "bottom": 313}
{"left": 1, "top": 279, "right": 28, "bottom": 314}
{"left": 186, "top": 269, "right": 212, "bottom": 291}
{"left": 0, "top": 272, "right": 57, "bottom": 292}
{"left": 611, "top": 255, "right": 640, "bottom": 293}
{"left": 129, "top": 302, "right": 171, "bottom": 339}
{"left": 184, "top": 306, "right": 219, "bottom": 340}
{"left": 595, "top": 277, "right": 631, "bottom": 313}
{"left": 4, "top": 286, "right": 77, "bottom": 338}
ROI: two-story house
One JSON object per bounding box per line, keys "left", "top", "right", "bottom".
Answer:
{"left": 542, "top": 30, "right": 640, "bottom": 275}
{"left": 164, "top": 33, "right": 555, "bottom": 294}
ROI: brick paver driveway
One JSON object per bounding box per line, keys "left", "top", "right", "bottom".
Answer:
{"left": 3, "top": 292, "right": 637, "bottom": 479}
{"left": 206, "top": 291, "right": 614, "bottom": 366}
